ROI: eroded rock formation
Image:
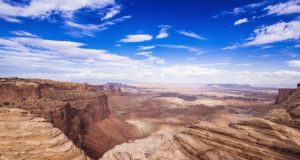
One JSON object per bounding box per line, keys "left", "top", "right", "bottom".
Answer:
{"left": 103, "top": 83, "right": 122, "bottom": 96}
{"left": 0, "top": 79, "right": 42, "bottom": 100}
{"left": 0, "top": 78, "right": 138, "bottom": 159}
{"left": 275, "top": 88, "right": 296, "bottom": 104}
{"left": 0, "top": 107, "right": 90, "bottom": 160}
{"left": 102, "top": 86, "right": 300, "bottom": 160}
{"left": 266, "top": 85, "right": 300, "bottom": 129}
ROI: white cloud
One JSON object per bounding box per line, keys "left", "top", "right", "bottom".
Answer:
{"left": 138, "top": 46, "right": 156, "bottom": 50}
{"left": 156, "top": 25, "right": 171, "bottom": 39}
{"left": 234, "top": 18, "right": 248, "bottom": 26}
{"left": 65, "top": 15, "right": 131, "bottom": 37}
{"left": 135, "top": 51, "right": 165, "bottom": 64}
{"left": 0, "top": 33, "right": 167, "bottom": 81}
{"left": 261, "top": 45, "right": 273, "bottom": 49}
{"left": 245, "top": 20, "right": 300, "bottom": 46}
{"left": 0, "top": 1, "right": 130, "bottom": 37}
{"left": 10, "top": 31, "right": 38, "bottom": 38}
{"left": 287, "top": 60, "right": 300, "bottom": 68}
{"left": 265, "top": 0, "right": 300, "bottom": 15}
{"left": 101, "top": 5, "right": 121, "bottom": 20}
{"left": 1, "top": 32, "right": 300, "bottom": 85}
{"left": 222, "top": 44, "right": 239, "bottom": 50}
{"left": 177, "top": 31, "right": 206, "bottom": 40}
{"left": 135, "top": 51, "right": 153, "bottom": 56}
{"left": 160, "top": 44, "right": 206, "bottom": 55}
{"left": 120, "top": 34, "right": 153, "bottom": 43}
{"left": 213, "top": 1, "right": 268, "bottom": 18}
{"left": 0, "top": 0, "right": 115, "bottom": 23}
{"left": 65, "top": 21, "right": 98, "bottom": 31}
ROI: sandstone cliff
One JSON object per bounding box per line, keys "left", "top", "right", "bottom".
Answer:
{"left": 0, "top": 107, "right": 90, "bottom": 160}
{"left": 0, "top": 78, "right": 139, "bottom": 159}
{"left": 0, "top": 79, "right": 42, "bottom": 100}
{"left": 266, "top": 85, "right": 300, "bottom": 129}
{"left": 275, "top": 88, "right": 296, "bottom": 104}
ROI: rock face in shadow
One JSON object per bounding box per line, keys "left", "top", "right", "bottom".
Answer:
{"left": 275, "top": 88, "right": 296, "bottom": 104}
{"left": 266, "top": 85, "right": 300, "bottom": 129}
{"left": 0, "top": 78, "right": 139, "bottom": 159}
{"left": 102, "top": 86, "right": 300, "bottom": 160}
{"left": 0, "top": 107, "right": 90, "bottom": 160}
{"left": 103, "top": 83, "right": 122, "bottom": 96}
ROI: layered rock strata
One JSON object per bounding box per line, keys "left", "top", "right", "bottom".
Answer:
{"left": 0, "top": 78, "right": 138, "bottom": 159}
{"left": 0, "top": 107, "right": 90, "bottom": 160}
{"left": 102, "top": 86, "right": 300, "bottom": 160}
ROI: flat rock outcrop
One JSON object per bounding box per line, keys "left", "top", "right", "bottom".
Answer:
{"left": 0, "top": 107, "right": 90, "bottom": 160}
{"left": 0, "top": 79, "right": 42, "bottom": 100}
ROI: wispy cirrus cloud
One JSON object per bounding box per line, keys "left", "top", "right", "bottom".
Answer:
{"left": 135, "top": 51, "right": 165, "bottom": 64}
{"left": 177, "top": 31, "right": 206, "bottom": 40}
{"left": 245, "top": 20, "right": 300, "bottom": 46}
{"left": 120, "top": 34, "right": 153, "bottom": 43}
{"left": 101, "top": 5, "right": 121, "bottom": 21}
{"left": 0, "top": 0, "right": 131, "bottom": 37}
{"left": 156, "top": 25, "right": 171, "bottom": 39}
{"left": 234, "top": 18, "right": 248, "bottom": 26}
{"left": 265, "top": 0, "right": 300, "bottom": 15}
{"left": 65, "top": 15, "right": 131, "bottom": 37}
{"left": 160, "top": 44, "right": 206, "bottom": 55}
{"left": 138, "top": 46, "right": 156, "bottom": 51}
{"left": 213, "top": 1, "right": 268, "bottom": 18}
{"left": 0, "top": 0, "right": 115, "bottom": 23}
{"left": 10, "top": 30, "right": 38, "bottom": 38}
{"left": 222, "top": 44, "right": 239, "bottom": 50}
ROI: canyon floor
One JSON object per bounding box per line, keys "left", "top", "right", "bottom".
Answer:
{"left": 1, "top": 78, "right": 300, "bottom": 160}
{"left": 109, "top": 83, "right": 278, "bottom": 137}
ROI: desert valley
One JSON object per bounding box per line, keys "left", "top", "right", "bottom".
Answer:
{"left": 0, "top": 77, "right": 300, "bottom": 160}
{"left": 1, "top": 0, "right": 300, "bottom": 159}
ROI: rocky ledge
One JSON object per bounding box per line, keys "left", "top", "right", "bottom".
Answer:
{"left": 0, "top": 107, "right": 90, "bottom": 160}
{"left": 0, "top": 78, "right": 139, "bottom": 159}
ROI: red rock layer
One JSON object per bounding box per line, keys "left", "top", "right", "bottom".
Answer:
{"left": 0, "top": 78, "right": 138, "bottom": 159}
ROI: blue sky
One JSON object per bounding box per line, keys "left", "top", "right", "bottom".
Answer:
{"left": 0, "top": 0, "right": 300, "bottom": 86}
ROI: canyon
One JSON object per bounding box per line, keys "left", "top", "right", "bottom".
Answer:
{"left": 0, "top": 78, "right": 300, "bottom": 160}
{"left": 0, "top": 78, "right": 139, "bottom": 159}
{"left": 102, "top": 84, "right": 300, "bottom": 160}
